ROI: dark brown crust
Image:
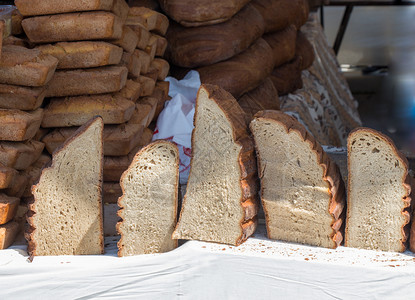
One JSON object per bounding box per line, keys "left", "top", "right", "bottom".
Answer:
{"left": 175, "top": 84, "right": 258, "bottom": 246}
{"left": 296, "top": 31, "right": 315, "bottom": 70}
{"left": 117, "top": 140, "right": 180, "bottom": 256}
{"left": 263, "top": 25, "right": 297, "bottom": 69}
{"left": 26, "top": 116, "right": 104, "bottom": 258}
{"left": 347, "top": 127, "right": 412, "bottom": 252}
{"left": 251, "top": 110, "right": 346, "bottom": 249}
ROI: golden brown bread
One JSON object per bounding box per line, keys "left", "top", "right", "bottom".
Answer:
{"left": 0, "top": 84, "right": 46, "bottom": 111}
{"left": 153, "top": 34, "right": 168, "bottom": 57}
{"left": 3, "top": 172, "right": 29, "bottom": 198}
{"left": 137, "top": 75, "right": 156, "bottom": 97}
{"left": 121, "top": 52, "right": 142, "bottom": 78}
{"left": 0, "top": 140, "right": 44, "bottom": 170}
{"left": 0, "top": 109, "right": 43, "bottom": 142}
{"left": 0, "top": 194, "right": 19, "bottom": 225}
{"left": 127, "top": 24, "right": 151, "bottom": 50}
{"left": 42, "top": 94, "right": 135, "bottom": 128}
{"left": 112, "top": 26, "right": 139, "bottom": 54}
{"left": 16, "top": 0, "right": 113, "bottom": 16}
{"left": 0, "top": 221, "right": 19, "bottom": 249}
{"left": 22, "top": 12, "right": 124, "bottom": 43}
{"left": 114, "top": 80, "right": 142, "bottom": 102}
{"left": 128, "top": 7, "right": 169, "bottom": 35}
{"left": 0, "top": 166, "right": 17, "bottom": 190}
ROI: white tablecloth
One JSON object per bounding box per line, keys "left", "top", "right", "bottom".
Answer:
{"left": 1, "top": 223, "right": 415, "bottom": 299}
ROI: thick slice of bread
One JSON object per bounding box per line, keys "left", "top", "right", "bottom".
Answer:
{"left": 0, "top": 140, "right": 44, "bottom": 170}
{"left": 22, "top": 12, "right": 123, "bottom": 43}
{"left": 117, "top": 140, "right": 179, "bottom": 256}
{"left": 42, "top": 94, "right": 135, "bottom": 128}
{"left": 172, "top": 84, "right": 258, "bottom": 246}
{"left": 0, "top": 84, "right": 46, "bottom": 110}
{"left": 37, "top": 42, "right": 123, "bottom": 70}
{"left": 250, "top": 110, "right": 346, "bottom": 249}
{"left": 26, "top": 117, "right": 104, "bottom": 256}
{"left": 0, "top": 109, "right": 43, "bottom": 142}
{"left": 45, "top": 66, "right": 128, "bottom": 98}
{"left": 346, "top": 128, "right": 412, "bottom": 252}
{"left": 0, "top": 46, "right": 58, "bottom": 87}
{"left": 0, "top": 194, "right": 19, "bottom": 225}
{"left": 0, "top": 221, "right": 19, "bottom": 249}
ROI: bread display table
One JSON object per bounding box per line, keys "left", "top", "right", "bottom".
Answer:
{"left": 1, "top": 223, "right": 415, "bottom": 299}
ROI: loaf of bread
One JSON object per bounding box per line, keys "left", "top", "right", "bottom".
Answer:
{"left": 250, "top": 110, "right": 345, "bottom": 248}
{"left": 0, "top": 221, "right": 19, "bottom": 249}
{"left": 0, "top": 140, "right": 44, "bottom": 170}
{"left": 0, "top": 194, "right": 19, "bottom": 225}
{"left": 134, "top": 49, "right": 151, "bottom": 74}
{"left": 12, "top": 8, "right": 23, "bottom": 35}
{"left": 172, "top": 84, "right": 258, "bottom": 246}
{"left": 263, "top": 25, "right": 297, "bottom": 68}
{"left": 129, "top": 98, "right": 158, "bottom": 127}
{"left": 45, "top": 66, "right": 128, "bottom": 98}
{"left": 0, "top": 84, "right": 46, "bottom": 111}
{"left": 114, "top": 79, "right": 142, "bottom": 103}
{"left": 158, "top": 0, "right": 251, "bottom": 27}
{"left": 128, "top": 7, "right": 169, "bottom": 35}
{"left": 270, "top": 56, "right": 303, "bottom": 96}
{"left": 238, "top": 77, "right": 280, "bottom": 120}
{"left": 3, "top": 36, "right": 27, "bottom": 48}
{"left": 153, "top": 34, "right": 168, "bottom": 57}
{"left": 0, "top": 165, "right": 17, "bottom": 189}
{"left": 22, "top": 12, "right": 124, "bottom": 43}
{"left": 42, "top": 95, "right": 135, "bottom": 127}
{"left": 27, "top": 117, "right": 104, "bottom": 256}
{"left": 43, "top": 123, "right": 144, "bottom": 156}
{"left": 15, "top": 0, "right": 129, "bottom": 19}
{"left": 346, "top": 128, "right": 412, "bottom": 252}
{"left": 138, "top": 75, "right": 156, "bottom": 97}
{"left": 296, "top": 31, "right": 315, "bottom": 70}
{"left": 128, "top": 24, "right": 151, "bottom": 50}
{"left": 0, "top": 46, "right": 58, "bottom": 87}
{"left": 145, "top": 36, "right": 157, "bottom": 61}
{"left": 0, "top": 109, "right": 43, "bottom": 142}
{"left": 198, "top": 38, "right": 274, "bottom": 98}
{"left": 166, "top": 3, "right": 264, "bottom": 68}
{"left": 112, "top": 26, "right": 140, "bottom": 54}
{"left": 251, "top": 0, "right": 309, "bottom": 33}
{"left": 20, "top": 154, "right": 51, "bottom": 198}
{"left": 117, "top": 140, "right": 179, "bottom": 256}
{"left": 121, "top": 52, "right": 142, "bottom": 78}
{"left": 3, "top": 172, "right": 29, "bottom": 198}
{"left": 36, "top": 42, "right": 123, "bottom": 70}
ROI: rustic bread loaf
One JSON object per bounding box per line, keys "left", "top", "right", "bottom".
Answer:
{"left": 43, "top": 123, "right": 144, "bottom": 157}
{"left": 270, "top": 56, "right": 303, "bottom": 95}
{"left": 114, "top": 79, "right": 142, "bottom": 103}
{"left": 172, "top": 84, "right": 258, "bottom": 246}
{"left": 117, "top": 140, "right": 179, "bottom": 256}
{"left": 263, "top": 25, "right": 297, "bottom": 68}
{"left": 20, "top": 154, "right": 51, "bottom": 198}
{"left": 121, "top": 52, "right": 142, "bottom": 78}
{"left": 36, "top": 42, "right": 123, "bottom": 70}
{"left": 0, "top": 84, "right": 46, "bottom": 110}
{"left": 198, "top": 38, "right": 274, "bottom": 98}
{"left": 144, "top": 36, "right": 157, "bottom": 61}
{"left": 346, "top": 128, "right": 412, "bottom": 252}
{"left": 128, "top": 7, "right": 169, "bottom": 35}
{"left": 129, "top": 98, "right": 158, "bottom": 127}
{"left": 27, "top": 117, "right": 104, "bottom": 256}
{"left": 153, "top": 34, "right": 168, "bottom": 57}
{"left": 134, "top": 49, "right": 151, "bottom": 74}
{"left": 3, "top": 36, "right": 27, "bottom": 47}
{"left": 151, "top": 59, "right": 170, "bottom": 80}
{"left": 0, "top": 46, "right": 58, "bottom": 87}
{"left": 137, "top": 75, "right": 156, "bottom": 97}
{"left": 0, "top": 165, "right": 17, "bottom": 189}
{"left": 3, "top": 172, "right": 29, "bottom": 198}
{"left": 0, "top": 140, "right": 44, "bottom": 170}
{"left": 0, "top": 109, "right": 43, "bottom": 142}
{"left": 22, "top": 12, "right": 124, "bottom": 43}
{"left": 166, "top": 3, "right": 264, "bottom": 68}
{"left": 42, "top": 95, "right": 135, "bottom": 127}
{"left": 0, "top": 194, "right": 19, "bottom": 225}
{"left": 296, "top": 31, "right": 315, "bottom": 70}
{"left": 127, "top": 24, "right": 151, "bottom": 50}
{"left": 0, "top": 221, "right": 19, "bottom": 249}
{"left": 250, "top": 110, "right": 345, "bottom": 248}
{"left": 112, "top": 26, "right": 139, "bottom": 54}
{"left": 158, "top": 0, "right": 251, "bottom": 27}
{"left": 238, "top": 77, "right": 280, "bottom": 120}
{"left": 12, "top": 9, "right": 23, "bottom": 35}
{"left": 45, "top": 66, "right": 128, "bottom": 98}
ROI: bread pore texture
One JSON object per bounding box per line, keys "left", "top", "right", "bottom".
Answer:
{"left": 250, "top": 110, "right": 345, "bottom": 249}
{"left": 117, "top": 140, "right": 179, "bottom": 256}
{"left": 26, "top": 117, "right": 104, "bottom": 256}
{"left": 172, "top": 84, "right": 258, "bottom": 246}
{"left": 346, "top": 128, "right": 412, "bottom": 252}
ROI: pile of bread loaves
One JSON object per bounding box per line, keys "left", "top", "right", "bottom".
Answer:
{"left": 23, "top": 83, "right": 414, "bottom": 257}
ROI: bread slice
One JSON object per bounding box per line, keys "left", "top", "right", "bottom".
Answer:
{"left": 42, "top": 94, "right": 135, "bottom": 128}
{"left": 0, "top": 46, "right": 58, "bottom": 87}
{"left": 0, "top": 194, "right": 19, "bottom": 225}
{"left": 26, "top": 117, "right": 104, "bottom": 256}
{"left": 0, "top": 221, "right": 19, "bottom": 249}
{"left": 45, "top": 66, "right": 128, "bottom": 98}
{"left": 0, "top": 108, "right": 43, "bottom": 142}
{"left": 22, "top": 12, "right": 123, "bottom": 43}
{"left": 0, "top": 84, "right": 46, "bottom": 110}
{"left": 346, "top": 128, "right": 412, "bottom": 252}
{"left": 250, "top": 111, "right": 345, "bottom": 248}
{"left": 0, "top": 140, "right": 44, "bottom": 170}
{"left": 36, "top": 42, "right": 123, "bottom": 70}
{"left": 117, "top": 140, "right": 179, "bottom": 256}
{"left": 172, "top": 84, "right": 258, "bottom": 246}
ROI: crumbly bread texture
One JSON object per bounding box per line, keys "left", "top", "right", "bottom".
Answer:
{"left": 0, "top": 221, "right": 19, "bottom": 249}
{"left": 36, "top": 42, "right": 123, "bottom": 70}
{"left": 42, "top": 94, "right": 135, "bottom": 127}
{"left": 172, "top": 84, "right": 258, "bottom": 246}
{"left": 250, "top": 110, "right": 345, "bottom": 249}
{"left": 346, "top": 128, "right": 412, "bottom": 252}
{"left": 0, "top": 194, "right": 19, "bottom": 225}
{"left": 22, "top": 12, "right": 124, "bottom": 44}
{"left": 26, "top": 117, "right": 104, "bottom": 256}
{"left": 0, "top": 84, "right": 46, "bottom": 110}
{"left": 0, "top": 140, "right": 44, "bottom": 170}
{"left": 0, "top": 46, "right": 58, "bottom": 87}
{"left": 117, "top": 140, "right": 179, "bottom": 256}
{"left": 0, "top": 109, "right": 43, "bottom": 142}
{"left": 45, "top": 66, "right": 128, "bottom": 98}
